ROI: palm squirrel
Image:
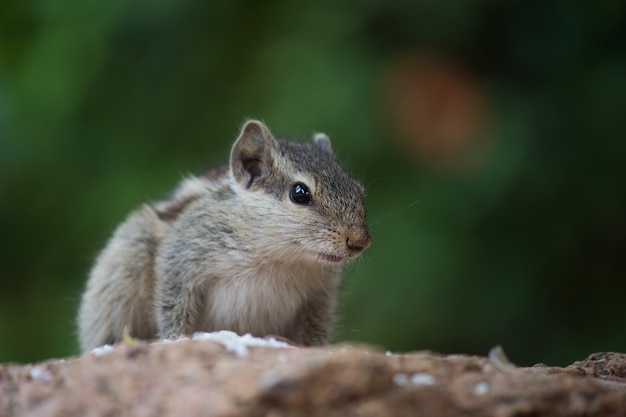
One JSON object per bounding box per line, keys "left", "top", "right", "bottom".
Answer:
{"left": 77, "top": 120, "right": 370, "bottom": 352}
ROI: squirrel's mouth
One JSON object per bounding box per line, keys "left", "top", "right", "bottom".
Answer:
{"left": 317, "top": 252, "right": 344, "bottom": 263}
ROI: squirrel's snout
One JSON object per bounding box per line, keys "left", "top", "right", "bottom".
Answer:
{"left": 345, "top": 227, "right": 371, "bottom": 256}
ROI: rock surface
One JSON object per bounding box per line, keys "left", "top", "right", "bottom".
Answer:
{"left": 1, "top": 337, "right": 626, "bottom": 417}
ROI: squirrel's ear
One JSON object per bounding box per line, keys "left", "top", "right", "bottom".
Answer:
{"left": 313, "top": 133, "right": 333, "bottom": 154}
{"left": 230, "top": 120, "right": 276, "bottom": 188}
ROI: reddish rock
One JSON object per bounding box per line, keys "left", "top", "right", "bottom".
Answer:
{"left": 1, "top": 339, "right": 625, "bottom": 417}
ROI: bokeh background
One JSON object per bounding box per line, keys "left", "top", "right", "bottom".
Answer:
{"left": 1, "top": 0, "right": 625, "bottom": 366}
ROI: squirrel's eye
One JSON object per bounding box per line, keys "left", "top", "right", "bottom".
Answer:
{"left": 290, "top": 182, "right": 312, "bottom": 205}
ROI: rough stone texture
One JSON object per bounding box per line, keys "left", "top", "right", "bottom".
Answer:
{"left": 1, "top": 339, "right": 626, "bottom": 417}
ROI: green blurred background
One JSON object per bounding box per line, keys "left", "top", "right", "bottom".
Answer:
{"left": 1, "top": 0, "right": 625, "bottom": 366}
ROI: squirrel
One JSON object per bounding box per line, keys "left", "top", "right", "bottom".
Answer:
{"left": 77, "top": 120, "right": 371, "bottom": 352}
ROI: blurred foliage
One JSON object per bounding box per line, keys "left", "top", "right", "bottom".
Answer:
{"left": 1, "top": 0, "right": 625, "bottom": 366}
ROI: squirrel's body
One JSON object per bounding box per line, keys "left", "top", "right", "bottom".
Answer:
{"left": 78, "top": 121, "right": 370, "bottom": 352}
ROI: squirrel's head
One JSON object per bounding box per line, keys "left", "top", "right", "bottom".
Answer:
{"left": 229, "top": 120, "right": 370, "bottom": 266}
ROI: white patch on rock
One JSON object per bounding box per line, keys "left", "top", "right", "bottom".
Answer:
{"left": 394, "top": 372, "right": 436, "bottom": 386}
{"left": 393, "top": 373, "right": 409, "bottom": 386}
{"left": 474, "top": 381, "right": 490, "bottom": 396}
{"left": 30, "top": 366, "right": 52, "bottom": 382}
{"left": 89, "top": 332, "right": 293, "bottom": 359}
{"left": 410, "top": 373, "right": 435, "bottom": 385}
{"left": 191, "top": 330, "right": 293, "bottom": 357}
{"left": 90, "top": 345, "right": 114, "bottom": 356}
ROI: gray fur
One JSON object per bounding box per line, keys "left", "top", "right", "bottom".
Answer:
{"left": 77, "top": 120, "right": 370, "bottom": 352}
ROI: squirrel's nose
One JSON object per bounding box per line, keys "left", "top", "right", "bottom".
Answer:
{"left": 345, "top": 228, "right": 371, "bottom": 255}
